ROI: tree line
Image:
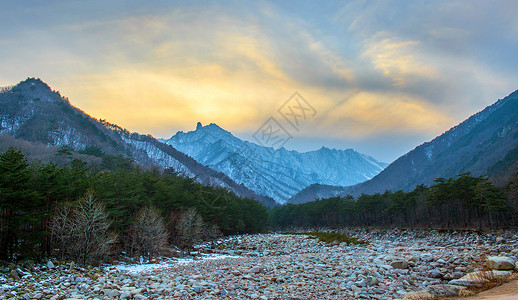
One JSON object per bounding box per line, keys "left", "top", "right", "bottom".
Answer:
{"left": 272, "top": 172, "right": 518, "bottom": 230}
{"left": 2, "top": 145, "right": 517, "bottom": 264}
{"left": 0, "top": 147, "right": 268, "bottom": 263}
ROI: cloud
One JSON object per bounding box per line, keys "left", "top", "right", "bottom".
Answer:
{"left": 319, "top": 91, "right": 453, "bottom": 138}
{"left": 1, "top": 0, "right": 517, "bottom": 160}
{"left": 362, "top": 35, "right": 436, "bottom": 86}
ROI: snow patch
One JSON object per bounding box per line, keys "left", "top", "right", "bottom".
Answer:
{"left": 108, "top": 253, "right": 240, "bottom": 275}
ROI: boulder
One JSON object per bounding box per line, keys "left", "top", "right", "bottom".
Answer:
{"left": 449, "top": 270, "right": 513, "bottom": 287}
{"left": 487, "top": 256, "right": 515, "bottom": 270}
{"left": 425, "top": 284, "right": 466, "bottom": 297}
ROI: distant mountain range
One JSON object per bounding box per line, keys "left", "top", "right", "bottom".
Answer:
{"left": 160, "top": 123, "right": 387, "bottom": 203}
{"left": 289, "top": 90, "right": 518, "bottom": 204}
{"left": 0, "top": 78, "right": 275, "bottom": 207}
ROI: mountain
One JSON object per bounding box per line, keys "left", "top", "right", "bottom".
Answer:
{"left": 160, "top": 123, "right": 387, "bottom": 203}
{"left": 0, "top": 78, "right": 275, "bottom": 207}
{"left": 289, "top": 90, "right": 518, "bottom": 203}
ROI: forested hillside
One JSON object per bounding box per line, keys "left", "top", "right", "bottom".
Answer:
{"left": 0, "top": 147, "right": 268, "bottom": 262}
{"left": 274, "top": 172, "right": 518, "bottom": 230}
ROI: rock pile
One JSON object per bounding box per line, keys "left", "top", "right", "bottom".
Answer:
{"left": 0, "top": 228, "right": 517, "bottom": 299}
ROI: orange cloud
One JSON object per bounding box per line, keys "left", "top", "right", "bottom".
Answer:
{"left": 320, "top": 91, "right": 453, "bottom": 138}
{"left": 363, "top": 35, "right": 436, "bottom": 86}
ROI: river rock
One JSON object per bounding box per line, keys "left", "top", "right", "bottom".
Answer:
{"left": 425, "top": 284, "right": 466, "bottom": 297}
{"left": 47, "top": 261, "right": 55, "bottom": 269}
{"left": 3, "top": 229, "right": 518, "bottom": 300}
{"left": 390, "top": 260, "right": 409, "bottom": 269}
{"left": 120, "top": 291, "right": 132, "bottom": 299}
{"left": 427, "top": 269, "right": 443, "bottom": 278}
{"left": 487, "top": 256, "right": 515, "bottom": 270}
{"left": 247, "top": 265, "right": 266, "bottom": 274}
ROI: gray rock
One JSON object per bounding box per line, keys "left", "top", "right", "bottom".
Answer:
{"left": 119, "top": 291, "right": 132, "bottom": 299}
{"left": 427, "top": 269, "right": 443, "bottom": 278}
{"left": 47, "top": 261, "right": 55, "bottom": 269}
{"left": 350, "top": 284, "right": 361, "bottom": 293}
{"left": 448, "top": 279, "right": 478, "bottom": 287}
{"left": 487, "top": 256, "right": 515, "bottom": 270}
{"left": 450, "top": 271, "right": 464, "bottom": 279}
{"left": 247, "top": 266, "right": 266, "bottom": 274}
{"left": 104, "top": 289, "right": 121, "bottom": 298}
{"left": 425, "top": 284, "right": 466, "bottom": 297}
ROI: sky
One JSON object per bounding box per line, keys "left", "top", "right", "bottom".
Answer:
{"left": 1, "top": 0, "right": 517, "bottom": 162}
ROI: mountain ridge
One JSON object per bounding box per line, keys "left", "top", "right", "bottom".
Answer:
{"left": 289, "top": 90, "right": 518, "bottom": 203}
{"left": 161, "top": 122, "right": 388, "bottom": 203}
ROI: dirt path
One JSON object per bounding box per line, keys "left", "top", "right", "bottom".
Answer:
{"left": 451, "top": 280, "right": 518, "bottom": 299}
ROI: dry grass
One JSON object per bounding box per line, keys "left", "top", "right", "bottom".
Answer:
{"left": 403, "top": 291, "right": 434, "bottom": 299}
{"left": 282, "top": 231, "right": 369, "bottom": 245}
{"left": 457, "top": 289, "right": 476, "bottom": 297}
{"left": 464, "top": 261, "right": 514, "bottom": 294}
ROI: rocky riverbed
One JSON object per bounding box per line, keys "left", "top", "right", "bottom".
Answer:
{"left": 1, "top": 228, "right": 517, "bottom": 299}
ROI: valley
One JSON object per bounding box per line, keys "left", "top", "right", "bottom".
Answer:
{"left": 0, "top": 78, "right": 517, "bottom": 300}
{"left": 2, "top": 1, "right": 518, "bottom": 299}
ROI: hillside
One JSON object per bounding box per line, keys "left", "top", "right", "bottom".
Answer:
{"left": 289, "top": 90, "right": 518, "bottom": 203}
{"left": 0, "top": 78, "right": 275, "bottom": 207}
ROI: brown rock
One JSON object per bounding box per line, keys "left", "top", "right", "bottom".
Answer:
{"left": 390, "top": 260, "right": 409, "bottom": 269}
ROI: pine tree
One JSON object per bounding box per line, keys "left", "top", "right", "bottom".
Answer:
{"left": 0, "top": 148, "right": 37, "bottom": 260}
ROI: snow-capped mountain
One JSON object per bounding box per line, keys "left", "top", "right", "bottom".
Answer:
{"left": 0, "top": 78, "right": 275, "bottom": 207}
{"left": 160, "top": 123, "right": 388, "bottom": 203}
{"left": 289, "top": 89, "right": 518, "bottom": 203}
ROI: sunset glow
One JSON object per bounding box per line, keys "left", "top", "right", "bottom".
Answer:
{"left": 1, "top": 0, "right": 517, "bottom": 161}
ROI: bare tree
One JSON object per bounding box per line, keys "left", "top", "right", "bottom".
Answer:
{"left": 203, "top": 224, "right": 223, "bottom": 248}
{"left": 129, "top": 206, "right": 169, "bottom": 259}
{"left": 174, "top": 208, "right": 204, "bottom": 256}
{"left": 52, "top": 192, "right": 116, "bottom": 265}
